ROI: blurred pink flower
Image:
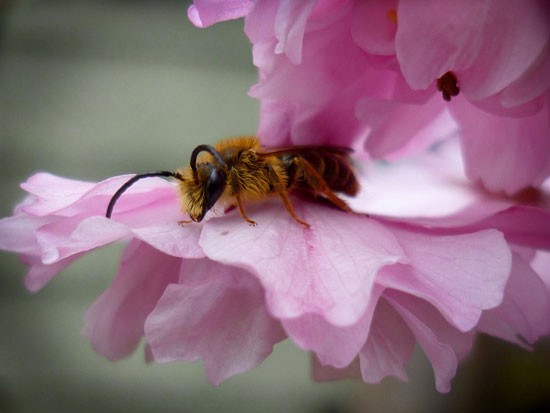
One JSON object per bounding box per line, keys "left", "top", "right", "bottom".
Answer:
{"left": 188, "top": 0, "right": 254, "bottom": 28}
{"left": 188, "top": 0, "right": 550, "bottom": 195}
{"left": 1, "top": 140, "right": 548, "bottom": 391}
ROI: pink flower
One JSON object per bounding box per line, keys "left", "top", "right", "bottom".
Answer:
{"left": 0, "top": 0, "right": 548, "bottom": 394}
{"left": 188, "top": 0, "right": 550, "bottom": 194}
{"left": 1, "top": 139, "right": 548, "bottom": 391}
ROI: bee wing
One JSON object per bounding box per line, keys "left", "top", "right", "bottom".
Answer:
{"left": 256, "top": 145, "right": 353, "bottom": 158}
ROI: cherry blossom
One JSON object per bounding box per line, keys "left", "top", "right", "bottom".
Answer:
{"left": 0, "top": 0, "right": 548, "bottom": 393}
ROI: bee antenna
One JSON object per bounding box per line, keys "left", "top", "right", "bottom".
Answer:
{"left": 106, "top": 171, "right": 181, "bottom": 219}
{"left": 190, "top": 144, "right": 227, "bottom": 174}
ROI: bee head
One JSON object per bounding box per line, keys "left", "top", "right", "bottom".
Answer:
{"left": 105, "top": 144, "right": 229, "bottom": 223}
{"left": 181, "top": 145, "right": 228, "bottom": 222}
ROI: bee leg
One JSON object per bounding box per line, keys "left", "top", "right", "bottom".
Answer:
{"left": 266, "top": 164, "right": 311, "bottom": 229}
{"left": 236, "top": 195, "right": 258, "bottom": 226}
{"left": 293, "top": 157, "right": 351, "bottom": 212}
{"left": 177, "top": 219, "right": 193, "bottom": 226}
{"left": 277, "top": 190, "right": 311, "bottom": 229}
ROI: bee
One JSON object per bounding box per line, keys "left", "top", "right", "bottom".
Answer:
{"left": 106, "top": 136, "right": 359, "bottom": 228}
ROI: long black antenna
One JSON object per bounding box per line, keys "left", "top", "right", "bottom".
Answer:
{"left": 190, "top": 144, "right": 227, "bottom": 174}
{"left": 106, "top": 171, "right": 180, "bottom": 218}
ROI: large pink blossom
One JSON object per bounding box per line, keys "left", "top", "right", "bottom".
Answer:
{"left": 188, "top": 0, "right": 550, "bottom": 195}
{"left": 1, "top": 139, "right": 548, "bottom": 391}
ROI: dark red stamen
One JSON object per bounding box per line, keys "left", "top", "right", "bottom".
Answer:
{"left": 436, "top": 71, "right": 460, "bottom": 102}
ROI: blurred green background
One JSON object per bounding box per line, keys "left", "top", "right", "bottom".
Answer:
{"left": 0, "top": 1, "right": 548, "bottom": 412}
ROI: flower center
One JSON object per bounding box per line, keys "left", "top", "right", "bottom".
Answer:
{"left": 436, "top": 71, "right": 460, "bottom": 101}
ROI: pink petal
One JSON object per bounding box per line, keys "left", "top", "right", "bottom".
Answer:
{"left": 351, "top": 0, "right": 398, "bottom": 56}
{"left": 187, "top": 0, "right": 253, "bottom": 28}
{"left": 531, "top": 250, "right": 550, "bottom": 292}
{"left": 378, "top": 227, "right": 512, "bottom": 332}
{"left": 360, "top": 93, "right": 455, "bottom": 159}
{"left": 272, "top": 0, "right": 317, "bottom": 64}
{"left": 35, "top": 216, "right": 130, "bottom": 264}
{"left": 132, "top": 222, "right": 205, "bottom": 259}
{"left": 244, "top": 1, "right": 278, "bottom": 57}
{"left": 356, "top": 143, "right": 548, "bottom": 240}
{"left": 392, "top": 199, "right": 550, "bottom": 248}
{"left": 396, "top": 0, "right": 549, "bottom": 100}
{"left": 19, "top": 173, "right": 95, "bottom": 215}
{"left": 477, "top": 251, "right": 550, "bottom": 346}
{"left": 311, "top": 356, "right": 362, "bottom": 382}
{"left": 452, "top": 95, "right": 550, "bottom": 195}
{"left": 359, "top": 298, "right": 415, "bottom": 383}
{"left": 23, "top": 254, "right": 82, "bottom": 293}
{"left": 282, "top": 286, "right": 383, "bottom": 368}
{"left": 245, "top": 0, "right": 350, "bottom": 67}
{"left": 250, "top": 7, "right": 372, "bottom": 147}
{"left": 145, "top": 259, "right": 285, "bottom": 384}
{"left": 83, "top": 241, "right": 180, "bottom": 360}
{"left": 346, "top": 138, "right": 499, "bottom": 219}
{"left": 466, "top": 91, "right": 545, "bottom": 118}
{"left": 385, "top": 292, "right": 474, "bottom": 393}
{"left": 0, "top": 214, "right": 54, "bottom": 254}
{"left": 200, "top": 199, "right": 404, "bottom": 325}
{"left": 498, "top": 45, "right": 550, "bottom": 108}
{"left": 21, "top": 173, "right": 178, "bottom": 219}
{"left": 467, "top": 206, "right": 550, "bottom": 251}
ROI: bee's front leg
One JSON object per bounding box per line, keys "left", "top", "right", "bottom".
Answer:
{"left": 236, "top": 195, "right": 258, "bottom": 226}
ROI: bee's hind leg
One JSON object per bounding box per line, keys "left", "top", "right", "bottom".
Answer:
{"left": 292, "top": 157, "right": 351, "bottom": 212}
{"left": 277, "top": 190, "right": 311, "bottom": 229}
{"left": 266, "top": 164, "right": 311, "bottom": 229}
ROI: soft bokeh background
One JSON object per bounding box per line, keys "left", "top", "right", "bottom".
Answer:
{"left": 1, "top": 1, "right": 548, "bottom": 412}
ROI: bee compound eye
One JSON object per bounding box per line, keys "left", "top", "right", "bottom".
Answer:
{"left": 204, "top": 167, "right": 225, "bottom": 211}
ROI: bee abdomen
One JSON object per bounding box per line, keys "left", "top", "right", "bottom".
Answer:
{"left": 288, "top": 148, "right": 359, "bottom": 196}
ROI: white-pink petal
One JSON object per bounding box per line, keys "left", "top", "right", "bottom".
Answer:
{"left": 23, "top": 254, "right": 82, "bottom": 293}
{"left": 360, "top": 93, "right": 454, "bottom": 160}
{"left": 282, "top": 286, "right": 383, "bottom": 368}
{"left": 0, "top": 214, "right": 54, "bottom": 254}
{"left": 359, "top": 298, "right": 415, "bottom": 384}
{"left": 145, "top": 259, "right": 286, "bottom": 384}
{"left": 385, "top": 292, "right": 474, "bottom": 393}
{"left": 19, "top": 173, "right": 95, "bottom": 215}
{"left": 200, "top": 200, "right": 404, "bottom": 325}
{"left": 35, "top": 216, "right": 130, "bottom": 264}
{"left": 351, "top": 0, "right": 398, "bottom": 56}
{"left": 132, "top": 222, "right": 205, "bottom": 259}
{"left": 477, "top": 252, "right": 550, "bottom": 346}
{"left": 452, "top": 96, "right": 550, "bottom": 195}
{"left": 273, "top": 0, "right": 317, "bottom": 64}
{"left": 379, "top": 227, "right": 511, "bottom": 332}
{"left": 83, "top": 241, "right": 181, "bottom": 360}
